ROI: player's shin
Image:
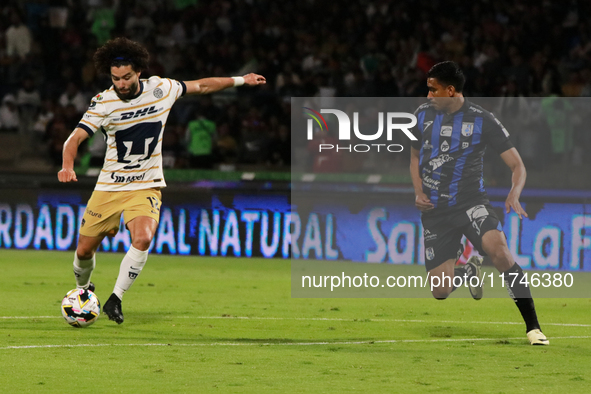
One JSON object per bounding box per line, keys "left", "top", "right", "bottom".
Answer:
{"left": 503, "top": 263, "right": 541, "bottom": 333}
{"left": 73, "top": 253, "right": 96, "bottom": 289}
{"left": 113, "top": 246, "right": 148, "bottom": 300}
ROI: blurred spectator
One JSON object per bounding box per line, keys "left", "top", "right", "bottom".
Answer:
{"left": 125, "top": 7, "right": 155, "bottom": 44}
{"left": 307, "top": 128, "right": 341, "bottom": 172}
{"left": 216, "top": 122, "right": 238, "bottom": 163}
{"left": 16, "top": 76, "right": 41, "bottom": 134}
{"left": 162, "top": 124, "right": 184, "bottom": 169}
{"left": 239, "top": 107, "right": 269, "bottom": 164}
{"left": 5, "top": 11, "right": 32, "bottom": 60}
{"left": 89, "top": 0, "right": 116, "bottom": 45}
{"left": 45, "top": 114, "right": 70, "bottom": 166}
{"left": 185, "top": 111, "right": 217, "bottom": 169}
{"left": 266, "top": 124, "right": 290, "bottom": 167}
{"left": 59, "top": 82, "right": 87, "bottom": 114}
{"left": 0, "top": 94, "right": 20, "bottom": 132}
{"left": 541, "top": 97, "right": 575, "bottom": 164}
{"left": 33, "top": 99, "right": 55, "bottom": 136}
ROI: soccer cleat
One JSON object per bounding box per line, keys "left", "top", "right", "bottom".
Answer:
{"left": 466, "top": 256, "right": 484, "bottom": 300}
{"left": 527, "top": 329, "right": 549, "bottom": 345}
{"left": 87, "top": 282, "right": 95, "bottom": 292}
{"left": 103, "top": 293, "right": 124, "bottom": 324}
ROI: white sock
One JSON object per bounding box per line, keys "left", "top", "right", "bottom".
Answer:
{"left": 73, "top": 253, "right": 95, "bottom": 289}
{"left": 113, "top": 246, "right": 148, "bottom": 300}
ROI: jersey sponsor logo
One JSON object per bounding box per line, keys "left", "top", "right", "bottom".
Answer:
{"left": 462, "top": 142, "right": 469, "bottom": 149}
{"left": 110, "top": 172, "right": 146, "bottom": 183}
{"left": 440, "top": 140, "right": 449, "bottom": 152}
{"left": 461, "top": 122, "right": 474, "bottom": 137}
{"left": 95, "top": 94, "right": 103, "bottom": 101}
{"left": 119, "top": 106, "right": 159, "bottom": 120}
{"left": 424, "top": 229, "right": 437, "bottom": 242}
{"left": 429, "top": 154, "right": 454, "bottom": 170}
{"left": 153, "top": 88, "right": 163, "bottom": 98}
{"left": 440, "top": 125, "right": 452, "bottom": 137}
{"left": 426, "top": 247, "right": 435, "bottom": 260}
{"left": 492, "top": 115, "right": 510, "bottom": 137}
{"left": 466, "top": 205, "right": 489, "bottom": 235}
{"left": 422, "top": 174, "right": 440, "bottom": 190}
{"left": 423, "top": 139, "right": 433, "bottom": 149}
{"left": 469, "top": 106, "right": 482, "bottom": 113}
{"left": 86, "top": 209, "right": 102, "bottom": 218}
{"left": 440, "top": 193, "right": 452, "bottom": 199}
{"left": 89, "top": 101, "right": 97, "bottom": 109}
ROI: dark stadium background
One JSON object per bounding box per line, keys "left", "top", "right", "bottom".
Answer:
{"left": 0, "top": 0, "right": 590, "bottom": 264}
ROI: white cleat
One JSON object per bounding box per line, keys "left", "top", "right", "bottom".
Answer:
{"left": 466, "top": 256, "right": 483, "bottom": 300}
{"left": 527, "top": 329, "right": 549, "bottom": 346}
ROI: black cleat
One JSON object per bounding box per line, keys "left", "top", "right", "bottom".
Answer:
{"left": 87, "top": 282, "right": 95, "bottom": 292}
{"left": 103, "top": 293, "right": 124, "bottom": 324}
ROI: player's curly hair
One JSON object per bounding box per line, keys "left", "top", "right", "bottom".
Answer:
{"left": 93, "top": 37, "right": 150, "bottom": 74}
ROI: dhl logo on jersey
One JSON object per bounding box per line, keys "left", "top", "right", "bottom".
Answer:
{"left": 117, "top": 106, "right": 162, "bottom": 121}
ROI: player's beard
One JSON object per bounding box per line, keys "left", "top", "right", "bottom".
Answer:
{"left": 114, "top": 81, "right": 139, "bottom": 100}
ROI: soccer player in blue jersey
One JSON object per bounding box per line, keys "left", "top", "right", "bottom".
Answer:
{"left": 409, "top": 61, "right": 548, "bottom": 345}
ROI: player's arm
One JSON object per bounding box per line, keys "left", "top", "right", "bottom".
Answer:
{"left": 410, "top": 146, "right": 434, "bottom": 212}
{"left": 58, "top": 128, "right": 90, "bottom": 183}
{"left": 183, "top": 73, "right": 266, "bottom": 95}
{"left": 500, "top": 147, "right": 528, "bottom": 219}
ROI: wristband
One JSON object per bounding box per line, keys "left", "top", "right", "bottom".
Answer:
{"left": 231, "top": 76, "right": 245, "bottom": 87}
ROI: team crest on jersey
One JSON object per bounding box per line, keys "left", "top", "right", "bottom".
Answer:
{"left": 461, "top": 122, "right": 474, "bottom": 137}
{"left": 440, "top": 140, "right": 449, "bottom": 152}
{"left": 153, "top": 88, "right": 163, "bottom": 98}
{"left": 426, "top": 247, "right": 435, "bottom": 261}
{"left": 440, "top": 125, "right": 452, "bottom": 137}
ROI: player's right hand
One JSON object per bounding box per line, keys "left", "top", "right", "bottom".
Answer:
{"left": 243, "top": 73, "right": 266, "bottom": 86}
{"left": 58, "top": 168, "right": 77, "bottom": 182}
{"left": 415, "top": 192, "right": 434, "bottom": 212}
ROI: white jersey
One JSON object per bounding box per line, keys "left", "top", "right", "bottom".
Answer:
{"left": 78, "top": 76, "right": 186, "bottom": 191}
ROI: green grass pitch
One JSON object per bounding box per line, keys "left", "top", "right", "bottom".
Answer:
{"left": 1, "top": 250, "right": 590, "bottom": 393}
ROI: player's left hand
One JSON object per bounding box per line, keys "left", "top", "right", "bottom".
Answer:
{"left": 243, "top": 73, "right": 266, "bottom": 86}
{"left": 505, "top": 191, "right": 528, "bottom": 219}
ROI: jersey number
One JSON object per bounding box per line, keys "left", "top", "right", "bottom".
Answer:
{"left": 115, "top": 122, "right": 161, "bottom": 169}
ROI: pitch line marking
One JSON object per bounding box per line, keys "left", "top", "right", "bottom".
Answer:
{"left": 2, "top": 315, "right": 591, "bottom": 327}
{"left": 2, "top": 336, "right": 590, "bottom": 350}
{"left": 187, "top": 316, "right": 591, "bottom": 327}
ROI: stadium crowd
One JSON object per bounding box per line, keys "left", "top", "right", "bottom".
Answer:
{"left": 0, "top": 0, "right": 591, "bottom": 174}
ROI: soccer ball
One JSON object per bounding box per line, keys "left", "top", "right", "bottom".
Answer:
{"left": 61, "top": 289, "right": 101, "bottom": 328}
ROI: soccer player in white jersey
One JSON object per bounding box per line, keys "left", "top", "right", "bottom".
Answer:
{"left": 57, "top": 37, "right": 266, "bottom": 324}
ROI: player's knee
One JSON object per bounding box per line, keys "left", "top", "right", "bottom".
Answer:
{"left": 76, "top": 249, "right": 94, "bottom": 260}
{"left": 132, "top": 235, "right": 152, "bottom": 251}
{"left": 431, "top": 288, "right": 452, "bottom": 300}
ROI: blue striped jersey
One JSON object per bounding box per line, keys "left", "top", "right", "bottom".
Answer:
{"left": 410, "top": 100, "right": 513, "bottom": 211}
